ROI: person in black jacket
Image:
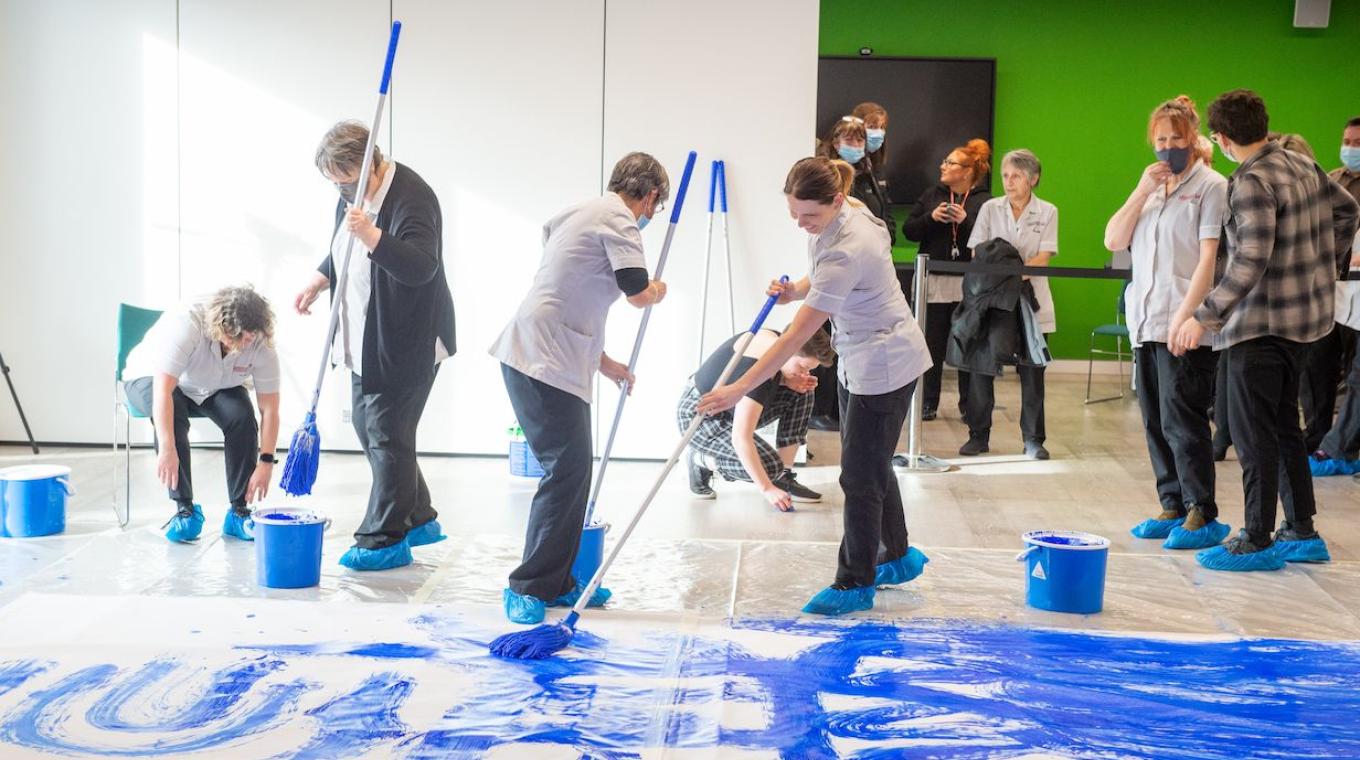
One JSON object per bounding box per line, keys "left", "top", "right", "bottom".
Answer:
{"left": 294, "top": 120, "right": 457, "bottom": 572}
{"left": 899, "top": 139, "right": 992, "bottom": 425}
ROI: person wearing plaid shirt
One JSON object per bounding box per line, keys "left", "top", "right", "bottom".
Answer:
{"left": 1174, "top": 90, "right": 1360, "bottom": 568}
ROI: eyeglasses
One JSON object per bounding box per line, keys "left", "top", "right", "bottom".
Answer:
{"left": 941, "top": 159, "right": 971, "bottom": 168}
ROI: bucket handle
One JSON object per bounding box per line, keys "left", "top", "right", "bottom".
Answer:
{"left": 57, "top": 477, "right": 76, "bottom": 496}
{"left": 1015, "top": 546, "right": 1039, "bottom": 562}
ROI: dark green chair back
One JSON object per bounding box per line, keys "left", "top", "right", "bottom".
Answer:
{"left": 117, "top": 304, "right": 163, "bottom": 381}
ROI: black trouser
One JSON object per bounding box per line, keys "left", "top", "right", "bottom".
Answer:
{"left": 811, "top": 321, "right": 839, "bottom": 420}
{"left": 350, "top": 370, "right": 438, "bottom": 549}
{"left": 1300, "top": 324, "right": 1355, "bottom": 452}
{"left": 922, "top": 301, "right": 969, "bottom": 412}
{"left": 1134, "top": 343, "right": 1218, "bottom": 520}
{"left": 1319, "top": 339, "right": 1360, "bottom": 459}
{"left": 1212, "top": 359, "right": 1232, "bottom": 452}
{"left": 1223, "top": 336, "right": 1315, "bottom": 542}
{"left": 125, "top": 377, "right": 257, "bottom": 513}
{"left": 835, "top": 380, "right": 913, "bottom": 588}
{"left": 502, "top": 364, "right": 592, "bottom": 602}
{"left": 965, "top": 365, "right": 1045, "bottom": 444}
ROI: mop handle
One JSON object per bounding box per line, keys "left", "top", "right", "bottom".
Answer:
{"left": 304, "top": 21, "right": 402, "bottom": 414}
{"left": 697, "top": 160, "right": 720, "bottom": 366}
{"left": 583, "top": 151, "right": 696, "bottom": 524}
{"left": 718, "top": 161, "right": 735, "bottom": 333}
{"left": 707, "top": 158, "right": 719, "bottom": 214}
{"left": 717, "top": 160, "right": 728, "bottom": 213}
{"left": 573, "top": 277, "right": 788, "bottom": 614}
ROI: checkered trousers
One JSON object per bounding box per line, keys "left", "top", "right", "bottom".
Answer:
{"left": 675, "top": 379, "right": 815, "bottom": 483}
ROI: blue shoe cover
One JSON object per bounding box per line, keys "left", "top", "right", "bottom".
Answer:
{"left": 1163, "top": 520, "right": 1231, "bottom": 550}
{"left": 1274, "top": 537, "right": 1331, "bottom": 563}
{"left": 407, "top": 519, "right": 447, "bottom": 547}
{"left": 221, "top": 510, "right": 254, "bottom": 541}
{"left": 875, "top": 547, "right": 929, "bottom": 586}
{"left": 1131, "top": 516, "right": 1183, "bottom": 539}
{"left": 165, "top": 504, "right": 205, "bottom": 543}
{"left": 1195, "top": 545, "right": 1286, "bottom": 572}
{"left": 503, "top": 588, "right": 546, "bottom": 625}
{"left": 338, "top": 539, "right": 413, "bottom": 571}
{"left": 802, "top": 585, "right": 875, "bottom": 616}
{"left": 551, "top": 582, "right": 612, "bottom": 608}
{"left": 1309, "top": 457, "right": 1348, "bottom": 477}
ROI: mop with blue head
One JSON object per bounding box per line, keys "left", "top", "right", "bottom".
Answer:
{"left": 490, "top": 278, "right": 788, "bottom": 661}
{"left": 279, "top": 21, "right": 402, "bottom": 497}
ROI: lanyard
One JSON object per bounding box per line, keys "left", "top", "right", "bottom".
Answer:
{"left": 949, "top": 188, "right": 971, "bottom": 257}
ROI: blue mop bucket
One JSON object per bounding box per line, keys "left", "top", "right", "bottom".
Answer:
{"left": 508, "top": 425, "right": 545, "bottom": 478}
{"left": 1017, "top": 530, "right": 1110, "bottom": 614}
{"left": 0, "top": 465, "right": 73, "bottom": 538}
{"left": 253, "top": 508, "right": 330, "bottom": 588}
{"left": 572, "top": 521, "right": 609, "bottom": 586}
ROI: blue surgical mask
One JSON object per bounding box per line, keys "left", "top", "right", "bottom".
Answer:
{"left": 1219, "top": 140, "right": 1239, "bottom": 164}
{"left": 866, "top": 129, "right": 885, "bottom": 153}
{"left": 1155, "top": 146, "right": 1192, "bottom": 174}
{"left": 837, "top": 144, "right": 865, "bottom": 164}
{"left": 1342, "top": 146, "right": 1360, "bottom": 172}
{"left": 638, "top": 214, "right": 651, "bottom": 231}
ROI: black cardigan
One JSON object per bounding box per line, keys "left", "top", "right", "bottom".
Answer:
{"left": 902, "top": 184, "right": 992, "bottom": 272}
{"left": 319, "top": 162, "right": 457, "bottom": 393}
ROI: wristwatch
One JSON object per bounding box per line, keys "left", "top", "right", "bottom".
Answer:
{"left": 259, "top": 453, "right": 276, "bottom": 464}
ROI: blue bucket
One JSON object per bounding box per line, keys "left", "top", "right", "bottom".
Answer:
{"left": 1017, "top": 530, "right": 1110, "bottom": 614}
{"left": 0, "top": 465, "right": 73, "bottom": 538}
{"left": 253, "top": 508, "right": 329, "bottom": 588}
{"left": 571, "top": 521, "right": 609, "bottom": 587}
{"left": 509, "top": 440, "right": 545, "bottom": 478}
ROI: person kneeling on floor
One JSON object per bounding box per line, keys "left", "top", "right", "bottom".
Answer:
{"left": 123, "top": 285, "right": 281, "bottom": 543}
{"left": 678, "top": 326, "right": 835, "bottom": 510}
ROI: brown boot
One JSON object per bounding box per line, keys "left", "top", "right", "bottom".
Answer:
{"left": 1182, "top": 509, "right": 1207, "bottom": 532}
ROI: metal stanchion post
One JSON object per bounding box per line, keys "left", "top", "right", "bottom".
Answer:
{"left": 897, "top": 254, "right": 951, "bottom": 473}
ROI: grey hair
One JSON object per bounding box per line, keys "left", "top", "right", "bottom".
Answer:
{"left": 314, "top": 120, "right": 383, "bottom": 178}
{"left": 205, "top": 285, "right": 275, "bottom": 347}
{"left": 606, "top": 152, "right": 670, "bottom": 204}
{"left": 1001, "top": 149, "right": 1042, "bottom": 186}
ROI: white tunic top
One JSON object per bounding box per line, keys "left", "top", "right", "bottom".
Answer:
{"left": 1125, "top": 162, "right": 1229, "bottom": 348}
{"left": 804, "top": 202, "right": 931, "bottom": 395}
{"left": 969, "top": 194, "right": 1059, "bottom": 333}
{"left": 123, "top": 302, "right": 280, "bottom": 404}
{"left": 490, "top": 193, "right": 647, "bottom": 403}
{"left": 330, "top": 162, "right": 397, "bottom": 377}
{"left": 1336, "top": 231, "right": 1360, "bottom": 331}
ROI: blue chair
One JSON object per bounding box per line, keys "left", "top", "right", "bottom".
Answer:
{"left": 1085, "top": 286, "right": 1132, "bottom": 404}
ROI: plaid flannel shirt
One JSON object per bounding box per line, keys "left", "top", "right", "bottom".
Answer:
{"left": 1196, "top": 141, "right": 1360, "bottom": 348}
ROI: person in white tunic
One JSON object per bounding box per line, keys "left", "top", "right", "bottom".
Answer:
{"left": 122, "top": 286, "right": 281, "bottom": 543}
{"left": 1105, "top": 95, "right": 1230, "bottom": 549}
{"left": 699, "top": 157, "right": 932, "bottom": 616}
{"left": 490, "top": 152, "right": 669, "bottom": 625}
{"left": 964, "top": 149, "right": 1058, "bottom": 459}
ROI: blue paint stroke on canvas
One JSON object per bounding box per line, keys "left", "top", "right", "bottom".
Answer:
{"left": 1, "top": 617, "right": 1358, "bottom": 759}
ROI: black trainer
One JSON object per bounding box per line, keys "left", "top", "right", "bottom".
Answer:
{"left": 807, "top": 414, "right": 840, "bottom": 432}
{"left": 1024, "top": 441, "right": 1050, "bottom": 460}
{"left": 1274, "top": 521, "right": 1318, "bottom": 542}
{"left": 772, "top": 470, "right": 822, "bottom": 502}
{"left": 959, "top": 436, "right": 989, "bottom": 456}
{"left": 688, "top": 451, "right": 715, "bottom": 499}
{"left": 921, "top": 406, "right": 938, "bottom": 421}
{"left": 1222, "top": 531, "right": 1273, "bottom": 555}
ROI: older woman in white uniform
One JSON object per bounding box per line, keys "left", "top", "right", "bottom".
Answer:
{"left": 964, "top": 149, "right": 1058, "bottom": 459}
{"left": 491, "top": 152, "right": 669, "bottom": 625}
{"left": 1105, "top": 95, "right": 1231, "bottom": 548}
{"left": 700, "top": 157, "right": 932, "bottom": 616}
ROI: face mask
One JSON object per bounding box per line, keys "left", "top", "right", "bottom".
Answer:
{"left": 336, "top": 181, "right": 359, "bottom": 204}
{"left": 1218, "top": 140, "right": 1239, "bottom": 164}
{"left": 637, "top": 214, "right": 651, "bottom": 231}
{"left": 1342, "top": 146, "right": 1360, "bottom": 172}
{"left": 837, "top": 144, "right": 865, "bottom": 164}
{"left": 865, "top": 129, "right": 885, "bottom": 153}
{"left": 1155, "top": 146, "right": 1192, "bottom": 174}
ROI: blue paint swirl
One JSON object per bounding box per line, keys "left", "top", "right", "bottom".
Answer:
{"left": 0, "top": 660, "right": 49, "bottom": 697}
{"left": 285, "top": 672, "right": 413, "bottom": 760}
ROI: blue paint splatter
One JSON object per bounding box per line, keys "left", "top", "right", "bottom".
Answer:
{"left": 285, "top": 672, "right": 413, "bottom": 760}
{"left": 237, "top": 642, "right": 437, "bottom": 659}
{"left": 0, "top": 660, "right": 49, "bottom": 697}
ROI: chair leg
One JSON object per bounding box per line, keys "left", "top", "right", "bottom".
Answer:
{"left": 1117, "top": 336, "right": 1126, "bottom": 399}
{"left": 1085, "top": 333, "right": 1096, "bottom": 403}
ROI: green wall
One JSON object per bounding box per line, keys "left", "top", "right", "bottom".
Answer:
{"left": 822, "top": 0, "right": 1359, "bottom": 359}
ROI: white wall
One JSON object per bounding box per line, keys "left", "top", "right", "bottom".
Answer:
{"left": 0, "top": 0, "right": 820, "bottom": 460}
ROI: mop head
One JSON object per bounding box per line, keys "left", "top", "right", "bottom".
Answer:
{"left": 802, "top": 585, "right": 875, "bottom": 616}
{"left": 406, "top": 519, "right": 447, "bottom": 547}
{"left": 1273, "top": 536, "right": 1331, "bottom": 563}
{"left": 1130, "top": 515, "right": 1184, "bottom": 539}
{"left": 502, "top": 588, "right": 547, "bottom": 625}
{"left": 1195, "top": 535, "right": 1286, "bottom": 572}
{"left": 1163, "top": 520, "right": 1231, "bottom": 550}
{"left": 490, "top": 611, "right": 579, "bottom": 660}
{"left": 221, "top": 509, "right": 255, "bottom": 541}
{"left": 874, "top": 547, "right": 930, "bottom": 586}
{"left": 338, "top": 539, "right": 412, "bottom": 571}
{"left": 164, "top": 504, "right": 204, "bottom": 543}
{"left": 279, "top": 413, "right": 320, "bottom": 496}
{"left": 552, "top": 582, "right": 611, "bottom": 608}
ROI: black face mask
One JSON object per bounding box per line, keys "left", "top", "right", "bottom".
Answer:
{"left": 336, "top": 180, "right": 359, "bottom": 204}
{"left": 1155, "top": 146, "right": 1192, "bottom": 175}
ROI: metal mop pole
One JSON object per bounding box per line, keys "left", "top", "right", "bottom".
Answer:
{"left": 717, "top": 160, "right": 735, "bottom": 335}
{"left": 898, "top": 254, "right": 951, "bottom": 473}
{"left": 0, "top": 351, "right": 39, "bottom": 454}
{"left": 697, "top": 160, "right": 719, "bottom": 365}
